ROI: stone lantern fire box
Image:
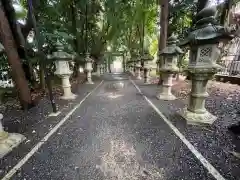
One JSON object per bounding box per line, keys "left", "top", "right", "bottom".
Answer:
{"left": 157, "top": 35, "right": 183, "bottom": 100}
{"left": 179, "top": 4, "right": 235, "bottom": 125}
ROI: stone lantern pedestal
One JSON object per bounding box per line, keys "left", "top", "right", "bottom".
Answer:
{"left": 85, "top": 53, "right": 94, "bottom": 84}
{"left": 0, "top": 114, "right": 26, "bottom": 158}
{"left": 181, "top": 68, "right": 220, "bottom": 125}
{"left": 143, "top": 66, "right": 150, "bottom": 84}
{"left": 179, "top": 4, "right": 234, "bottom": 125}
{"left": 157, "top": 71, "right": 176, "bottom": 100}
{"left": 157, "top": 35, "right": 183, "bottom": 100}
{"left": 54, "top": 43, "right": 77, "bottom": 100}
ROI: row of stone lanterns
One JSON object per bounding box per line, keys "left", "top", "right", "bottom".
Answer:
{"left": 128, "top": 4, "right": 235, "bottom": 126}
{"left": 156, "top": 4, "right": 235, "bottom": 125}
{"left": 126, "top": 51, "right": 153, "bottom": 84}
{"left": 0, "top": 42, "right": 107, "bottom": 158}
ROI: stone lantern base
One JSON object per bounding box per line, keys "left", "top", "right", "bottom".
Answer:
{"left": 179, "top": 69, "right": 219, "bottom": 125}
{"left": 60, "top": 75, "right": 77, "bottom": 100}
{"left": 0, "top": 117, "right": 26, "bottom": 158}
{"left": 156, "top": 73, "right": 176, "bottom": 100}
{"left": 180, "top": 108, "right": 217, "bottom": 125}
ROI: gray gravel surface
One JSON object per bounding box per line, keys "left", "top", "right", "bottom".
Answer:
{"left": 134, "top": 78, "right": 240, "bottom": 180}
{"left": 3, "top": 74, "right": 216, "bottom": 180}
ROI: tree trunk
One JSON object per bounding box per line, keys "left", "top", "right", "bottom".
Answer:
{"left": 158, "top": 0, "right": 168, "bottom": 85}
{"left": 39, "top": 63, "right": 45, "bottom": 89}
{"left": 0, "top": 6, "right": 32, "bottom": 109}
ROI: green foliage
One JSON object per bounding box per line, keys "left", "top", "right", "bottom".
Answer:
{"left": 4, "top": 0, "right": 233, "bottom": 67}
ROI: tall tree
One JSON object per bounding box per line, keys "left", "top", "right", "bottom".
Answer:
{"left": 158, "top": 0, "right": 169, "bottom": 84}
{"left": 0, "top": 4, "right": 32, "bottom": 109}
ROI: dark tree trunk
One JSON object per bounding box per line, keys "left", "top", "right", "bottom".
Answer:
{"left": 158, "top": 0, "right": 168, "bottom": 85}
{"left": 0, "top": 5, "right": 32, "bottom": 109}
{"left": 71, "top": 1, "right": 81, "bottom": 78}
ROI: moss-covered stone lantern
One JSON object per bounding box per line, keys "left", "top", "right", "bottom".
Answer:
{"left": 142, "top": 51, "right": 153, "bottom": 84}
{"left": 54, "top": 41, "right": 77, "bottom": 100}
{"left": 179, "top": 3, "right": 235, "bottom": 125}
{"left": 157, "top": 35, "right": 183, "bottom": 100}
{"left": 85, "top": 52, "right": 94, "bottom": 84}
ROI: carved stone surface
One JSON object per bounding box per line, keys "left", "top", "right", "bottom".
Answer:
{"left": 180, "top": 108, "right": 217, "bottom": 125}
{"left": 0, "top": 115, "right": 26, "bottom": 159}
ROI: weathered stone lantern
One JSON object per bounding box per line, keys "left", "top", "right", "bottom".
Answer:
{"left": 135, "top": 54, "right": 142, "bottom": 80}
{"left": 180, "top": 4, "right": 235, "bottom": 125}
{"left": 142, "top": 51, "right": 153, "bottom": 84}
{"left": 85, "top": 52, "right": 94, "bottom": 84}
{"left": 54, "top": 42, "right": 77, "bottom": 100}
{"left": 0, "top": 114, "right": 26, "bottom": 158}
{"left": 157, "top": 35, "right": 183, "bottom": 100}
{"left": 100, "top": 64, "right": 104, "bottom": 74}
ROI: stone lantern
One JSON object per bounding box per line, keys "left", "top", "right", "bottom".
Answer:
{"left": 135, "top": 54, "right": 142, "bottom": 80}
{"left": 179, "top": 3, "right": 235, "bottom": 125}
{"left": 96, "top": 62, "right": 101, "bottom": 76}
{"left": 0, "top": 113, "right": 26, "bottom": 158}
{"left": 100, "top": 64, "right": 104, "bottom": 74}
{"left": 157, "top": 35, "right": 183, "bottom": 100}
{"left": 142, "top": 51, "right": 153, "bottom": 84}
{"left": 54, "top": 42, "right": 77, "bottom": 100}
{"left": 85, "top": 52, "right": 94, "bottom": 84}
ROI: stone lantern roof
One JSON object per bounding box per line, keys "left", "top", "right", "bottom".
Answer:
{"left": 53, "top": 41, "right": 73, "bottom": 61}
{"left": 181, "top": 4, "right": 235, "bottom": 46}
{"left": 141, "top": 50, "right": 154, "bottom": 62}
{"left": 160, "top": 35, "right": 183, "bottom": 55}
